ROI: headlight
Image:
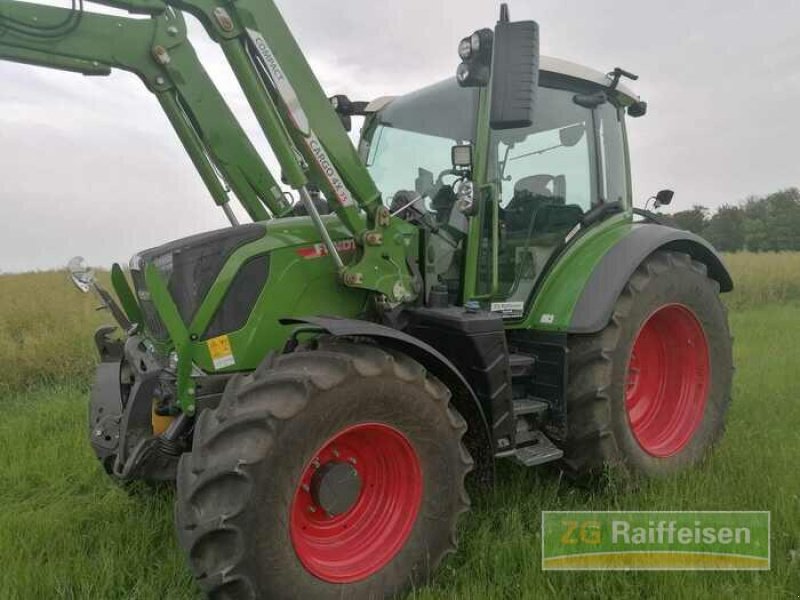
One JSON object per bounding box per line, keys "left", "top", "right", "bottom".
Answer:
{"left": 470, "top": 32, "right": 482, "bottom": 54}
{"left": 456, "top": 28, "right": 494, "bottom": 88}
{"left": 458, "top": 37, "right": 473, "bottom": 60}
{"left": 129, "top": 253, "right": 143, "bottom": 272}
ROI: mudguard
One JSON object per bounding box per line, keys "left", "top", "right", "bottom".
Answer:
{"left": 569, "top": 224, "right": 733, "bottom": 334}
{"left": 281, "top": 316, "right": 495, "bottom": 486}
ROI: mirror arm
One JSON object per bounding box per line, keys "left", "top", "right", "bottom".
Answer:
{"left": 92, "top": 283, "right": 133, "bottom": 331}
{"left": 632, "top": 207, "right": 669, "bottom": 226}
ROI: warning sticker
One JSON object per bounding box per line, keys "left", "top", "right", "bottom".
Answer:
{"left": 490, "top": 301, "right": 525, "bottom": 318}
{"left": 207, "top": 335, "right": 235, "bottom": 370}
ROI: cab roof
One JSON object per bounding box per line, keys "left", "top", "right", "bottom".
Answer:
{"left": 539, "top": 56, "right": 640, "bottom": 103}
{"left": 365, "top": 56, "right": 641, "bottom": 113}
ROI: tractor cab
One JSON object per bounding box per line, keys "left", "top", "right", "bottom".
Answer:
{"left": 360, "top": 58, "right": 645, "bottom": 311}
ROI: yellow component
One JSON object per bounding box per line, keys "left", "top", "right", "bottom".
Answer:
{"left": 207, "top": 334, "right": 236, "bottom": 369}
{"left": 152, "top": 400, "right": 175, "bottom": 435}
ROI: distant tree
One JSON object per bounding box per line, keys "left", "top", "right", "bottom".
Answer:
{"left": 704, "top": 205, "right": 744, "bottom": 252}
{"left": 763, "top": 188, "right": 800, "bottom": 251}
{"left": 669, "top": 205, "right": 709, "bottom": 235}
{"left": 743, "top": 218, "right": 769, "bottom": 252}
{"left": 660, "top": 187, "right": 800, "bottom": 252}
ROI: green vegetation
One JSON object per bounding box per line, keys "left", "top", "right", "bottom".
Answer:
{"left": 663, "top": 187, "right": 800, "bottom": 252}
{"left": 1, "top": 259, "right": 799, "bottom": 598}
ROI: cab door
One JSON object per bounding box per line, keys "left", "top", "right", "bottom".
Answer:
{"left": 469, "top": 84, "right": 629, "bottom": 314}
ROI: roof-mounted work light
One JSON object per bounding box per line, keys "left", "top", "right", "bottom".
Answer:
{"left": 456, "top": 28, "right": 493, "bottom": 87}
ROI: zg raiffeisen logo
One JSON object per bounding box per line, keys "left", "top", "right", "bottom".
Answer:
{"left": 541, "top": 511, "right": 770, "bottom": 570}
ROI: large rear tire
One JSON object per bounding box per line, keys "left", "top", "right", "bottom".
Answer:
{"left": 563, "top": 251, "right": 733, "bottom": 477}
{"left": 175, "top": 339, "right": 472, "bottom": 599}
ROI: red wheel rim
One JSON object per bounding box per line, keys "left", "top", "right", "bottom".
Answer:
{"left": 625, "top": 304, "right": 710, "bottom": 457}
{"left": 290, "top": 423, "right": 422, "bottom": 583}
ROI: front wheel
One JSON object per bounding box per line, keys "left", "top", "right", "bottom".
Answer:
{"left": 564, "top": 251, "right": 733, "bottom": 477}
{"left": 175, "top": 340, "right": 472, "bottom": 599}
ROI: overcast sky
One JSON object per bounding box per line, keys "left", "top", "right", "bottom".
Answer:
{"left": 1, "top": 0, "right": 798, "bottom": 272}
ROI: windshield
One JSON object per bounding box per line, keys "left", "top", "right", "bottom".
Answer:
{"left": 366, "top": 127, "right": 457, "bottom": 202}
{"left": 362, "top": 79, "right": 477, "bottom": 203}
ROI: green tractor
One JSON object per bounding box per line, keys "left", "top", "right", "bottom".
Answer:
{"left": 1, "top": 0, "right": 733, "bottom": 597}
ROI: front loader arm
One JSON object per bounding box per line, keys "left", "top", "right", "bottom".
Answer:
{"left": 1, "top": 0, "right": 419, "bottom": 303}
{"left": 160, "top": 0, "right": 419, "bottom": 302}
{"left": 0, "top": 1, "right": 292, "bottom": 222}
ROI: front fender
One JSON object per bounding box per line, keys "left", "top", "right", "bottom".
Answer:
{"left": 281, "top": 316, "right": 495, "bottom": 486}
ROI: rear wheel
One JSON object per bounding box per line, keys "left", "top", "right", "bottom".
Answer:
{"left": 563, "top": 251, "right": 733, "bottom": 477}
{"left": 175, "top": 340, "right": 472, "bottom": 599}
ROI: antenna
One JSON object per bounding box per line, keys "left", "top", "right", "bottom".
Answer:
{"left": 499, "top": 3, "right": 510, "bottom": 22}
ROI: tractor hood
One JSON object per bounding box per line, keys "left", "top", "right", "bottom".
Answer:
{"left": 129, "top": 216, "right": 357, "bottom": 343}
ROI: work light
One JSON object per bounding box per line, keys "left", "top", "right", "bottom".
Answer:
{"left": 456, "top": 28, "right": 493, "bottom": 87}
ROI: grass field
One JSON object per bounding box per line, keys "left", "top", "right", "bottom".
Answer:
{"left": 1, "top": 253, "right": 799, "bottom": 599}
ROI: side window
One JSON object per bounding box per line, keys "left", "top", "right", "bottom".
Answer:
{"left": 498, "top": 121, "right": 593, "bottom": 213}
{"left": 596, "top": 105, "right": 628, "bottom": 205}
{"left": 485, "top": 87, "right": 597, "bottom": 302}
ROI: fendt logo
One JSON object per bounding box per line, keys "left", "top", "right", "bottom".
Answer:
{"left": 296, "top": 239, "right": 357, "bottom": 260}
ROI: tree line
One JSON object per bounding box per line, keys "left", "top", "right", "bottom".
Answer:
{"left": 660, "top": 187, "right": 800, "bottom": 252}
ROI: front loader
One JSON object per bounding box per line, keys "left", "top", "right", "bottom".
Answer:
{"left": 1, "top": 1, "right": 733, "bottom": 598}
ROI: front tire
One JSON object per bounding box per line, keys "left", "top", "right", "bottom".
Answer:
{"left": 175, "top": 340, "right": 472, "bottom": 599}
{"left": 563, "top": 251, "right": 733, "bottom": 477}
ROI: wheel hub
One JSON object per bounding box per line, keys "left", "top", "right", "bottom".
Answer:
{"left": 310, "top": 461, "right": 362, "bottom": 516}
{"left": 290, "top": 423, "right": 422, "bottom": 583}
{"left": 625, "top": 304, "right": 710, "bottom": 457}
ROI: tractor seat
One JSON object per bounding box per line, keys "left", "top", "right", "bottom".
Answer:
{"left": 504, "top": 175, "right": 558, "bottom": 234}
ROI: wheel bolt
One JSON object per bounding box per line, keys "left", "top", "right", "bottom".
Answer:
{"left": 307, "top": 505, "right": 317, "bottom": 513}
{"left": 332, "top": 448, "right": 340, "bottom": 458}
{"left": 348, "top": 457, "right": 357, "bottom": 465}
{"left": 311, "top": 458, "right": 321, "bottom": 469}
{"left": 301, "top": 484, "right": 310, "bottom": 492}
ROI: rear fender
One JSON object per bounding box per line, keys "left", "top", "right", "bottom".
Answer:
{"left": 568, "top": 224, "right": 732, "bottom": 334}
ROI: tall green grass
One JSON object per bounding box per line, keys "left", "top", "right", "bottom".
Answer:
{"left": 723, "top": 252, "right": 800, "bottom": 309}
{"left": 2, "top": 252, "right": 800, "bottom": 394}
{"left": 0, "top": 271, "right": 108, "bottom": 394}
{"left": 0, "top": 306, "right": 797, "bottom": 598}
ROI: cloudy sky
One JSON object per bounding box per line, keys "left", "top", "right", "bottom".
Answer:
{"left": 1, "top": 0, "right": 798, "bottom": 272}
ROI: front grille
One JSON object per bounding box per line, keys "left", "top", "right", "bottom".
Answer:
{"left": 204, "top": 253, "right": 270, "bottom": 339}
{"left": 130, "top": 267, "right": 169, "bottom": 341}
{"left": 130, "top": 223, "right": 267, "bottom": 341}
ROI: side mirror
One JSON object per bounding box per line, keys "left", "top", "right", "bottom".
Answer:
{"left": 415, "top": 168, "right": 435, "bottom": 197}
{"left": 329, "top": 95, "right": 370, "bottom": 133}
{"left": 455, "top": 4, "right": 540, "bottom": 131}
{"left": 67, "top": 256, "right": 95, "bottom": 293}
{"left": 490, "top": 5, "right": 539, "bottom": 130}
{"left": 559, "top": 124, "right": 586, "bottom": 147}
{"left": 654, "top": 189, "right": 674, "bottom": 208}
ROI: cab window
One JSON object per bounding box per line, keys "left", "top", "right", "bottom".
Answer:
{"left": 480, "top": 86, "right": 628, "bottom": 304}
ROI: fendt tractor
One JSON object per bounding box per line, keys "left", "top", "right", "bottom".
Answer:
{"left": 1, "top": 0, "right": 734, "bottom": 597}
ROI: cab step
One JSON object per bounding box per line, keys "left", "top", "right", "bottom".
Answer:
{"left": 513, "top": 397, "right": 549, "bottom": 417}
{"left": 508, "top": 352, "right": 536, "bottom": 378}
{"left": 512, "top": 431, "right": 564, "bottom": 467}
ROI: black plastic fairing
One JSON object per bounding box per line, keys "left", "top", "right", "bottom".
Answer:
{"left": 570, "top": 224, "right": 733, "bottom": 334}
